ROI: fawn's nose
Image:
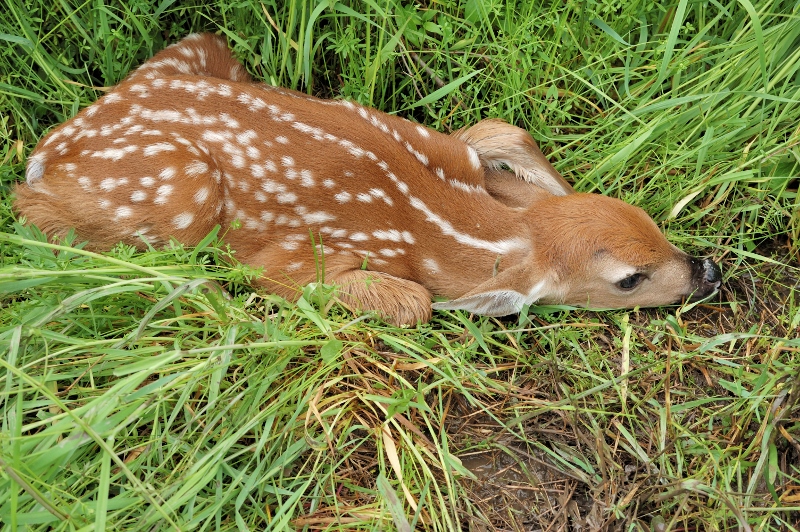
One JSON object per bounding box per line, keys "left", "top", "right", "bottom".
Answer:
{"left": 689, "top": 257, "right": 722, "bottom": 299}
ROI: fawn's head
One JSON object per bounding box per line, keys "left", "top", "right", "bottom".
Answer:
{"left": 433, "top": 193, "right": 721, "bottom": 316}
{"left": 529, "top": 194, "right": 720, "bottom": 307}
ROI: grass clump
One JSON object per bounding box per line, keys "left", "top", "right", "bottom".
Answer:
{"left": 1, "top": 0, "right": 799, "bottom": 530}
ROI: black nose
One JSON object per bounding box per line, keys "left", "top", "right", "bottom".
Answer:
{"left": 702, "top": 258, "right": 721, "bottom": 285}
{"left": 689, "top": 257, "right": 722, "bottom": 299}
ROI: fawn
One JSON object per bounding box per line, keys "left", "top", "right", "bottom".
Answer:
{"left": 14, "top": 33, "right": 721, "bottom": 325}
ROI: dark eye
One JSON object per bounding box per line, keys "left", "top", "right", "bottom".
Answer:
{"left": 617, "top": 273, "right": 644, "bottom": 291}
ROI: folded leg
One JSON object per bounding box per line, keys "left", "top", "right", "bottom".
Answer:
{"left": 326, "top": 269, "right": 432, "bottom": 326}
{"left": 238, "top": 245, "right": 432, "bottom": 326}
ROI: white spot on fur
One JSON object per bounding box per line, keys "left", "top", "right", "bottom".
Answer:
{"left": 194, "top": 187, "right": 209, "bottom": 203}
{"left": 303, "top": 211, "right": 336, "bottom": 224}
{"left": 201, "top": 130, "right": 227, "bottom": 143}
{"left": 261, "top": 180, "right": 281, "bottom": 194}
{"left": 250, "top": 164, "right": 265, "bottom": 178}
{"left": 140, "top": 176, "right": 155, "bottom": 187}
{"left": 173, "top": 212, "right": 194, "bottom": 229}
{"left": 90, "top": 146, "right": 138, "bottom": 161}
{"left": 369, "top": 188, "right": 393, "bottom": 205}
{"left": 99, "top": 177, "right": 128, "bottom": 191}
{"left": 300, "top": 170, "right": 315, "bottom": 187}
{"left": 406, "top": 142, "right": 428, "bottom": 165}
{"left": 154, "top": 184, "right": 174, "bottom": 204}
{"left": 236, "top": 130, "right": 257, "bottom": 145}
{"left": 275, "top": 135, "right": 289, "bottom": 144}
{"left": 467, "top": 146, "right": 481, "bottom": 170}
{"left": 43, "top": 131, "right": 61, "bottom": 146}
{"left": 131, "top": 190, "right": 147, "bottom": 202}
{"left": 143, "top": 142, "right": 176, "bottom": 156}
{"left": 217, "top": 84, "right": 233, "bottom": 98}
{"left": 74, "top": 128, "right": 98, "bottom": 140}
{"left": 25, "top": 153, "right": 46, "bottom": 184}
{"left": 449, "top": 179, "right": 487, "bottom": 194}
{"left": 408, "top": 196, "right": 525, "bottom": 254}
{"left": 339, "top": 139, "right": 366, "bottom": 158}
{"left": 373, "top": 230, "right": 401, "bottom": 241}
{"left": 276, "top": 192, "right": 297, "bottom": 204}
{"left": 416, "top": 125, "right": 430, "bottom": 138}
{"left": 140, "top": 108, "right": 183, "bottom": 122}
{"left": 129, "top": 84, "right": 150, "bottom": 97}
{"left": 185, "top": 161, "right": 208, "bottom": 176}
{"left": 159, "top": 167, "right": 176, "bottom": 180}
{"left": 334, "top": 191, "right": 351, "bottom": 203}
{"left": 423, "top": 258, "right": 440, "bottom": 273}
{"left": 115, "top": 206, "right": 133, "bottom": 219}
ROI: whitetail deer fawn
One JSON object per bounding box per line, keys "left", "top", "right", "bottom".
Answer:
{"left": 14, "top": 33, "right": 721, "bottom": 325}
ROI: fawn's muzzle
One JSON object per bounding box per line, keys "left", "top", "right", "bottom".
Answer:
{"left": 689, "top": 257, "right": 722, "bottom": 300}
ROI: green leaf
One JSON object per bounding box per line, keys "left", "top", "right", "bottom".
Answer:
{"left": 320, "top": 339, "right": 343, "bottom": 363}
{"left": 376, "top": 474, "right": 411, "bottom": 532}
{"left": 408, "top": 69, "right": 482, "bottom": 109}
{"left": 591, "top": 17, "right": 628, "bottom": 46}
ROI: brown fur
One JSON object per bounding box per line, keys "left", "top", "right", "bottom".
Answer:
{"left": 13, "top": 33, "right": 721, "bottom": 325}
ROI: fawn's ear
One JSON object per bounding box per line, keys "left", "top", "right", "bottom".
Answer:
{"left": 432, "top": 262, "right": 552, "bottom": 316}
{"left": 453, "top": 118, "right": 574, "bottom": 197}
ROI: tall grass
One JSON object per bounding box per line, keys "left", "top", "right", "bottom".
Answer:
{"left": 1, "top": 0, "right": 798, "bottom": 530}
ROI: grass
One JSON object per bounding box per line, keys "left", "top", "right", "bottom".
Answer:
{"left": 1, "top": 0, "right": 799, "bottom": 530}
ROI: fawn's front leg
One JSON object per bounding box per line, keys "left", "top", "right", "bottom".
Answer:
{"left": 237, "top": 244, "right": 432, "bottom": 326}
{"left": 327, "top": 269, "right": 432, "bottom": 326}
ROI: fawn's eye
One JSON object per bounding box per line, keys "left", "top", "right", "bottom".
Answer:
{"left": 617, "top": 273, "right": 644, "bottom": 291}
